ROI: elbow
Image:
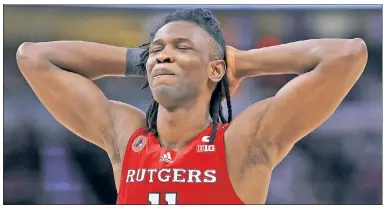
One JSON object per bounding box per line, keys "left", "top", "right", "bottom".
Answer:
{"left": 342, "top": 38, "right": 368, "bottom": 64}
{"left": 330, "top": 38, "right": 368, "bottom": 72}
{"left": 17, "top": 42, "right": 36, "bottom": 60}
{"left": 349, "top": 38, "right": 368, "bottom": 73}
{"left": 16, "top": 42, "right": 45, "bottom": 70}
{"left": 347, "top": 38, "right": 368, "bottom": 63}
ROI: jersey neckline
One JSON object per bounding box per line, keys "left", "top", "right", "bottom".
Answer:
{"left": 147, "top": 124, "right": 219, "bottom": 153}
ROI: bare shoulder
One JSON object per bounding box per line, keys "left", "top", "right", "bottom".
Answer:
{"left": 109, "top": 100, "right": 146, "bottom": 161}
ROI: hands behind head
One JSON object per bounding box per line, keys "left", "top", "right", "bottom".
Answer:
{"left": 225, "top": 46, "right": 243, "bottom": 98}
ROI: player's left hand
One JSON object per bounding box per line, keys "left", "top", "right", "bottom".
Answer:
{"left": 225, "top": 46, "right": 243, "bottom": 96}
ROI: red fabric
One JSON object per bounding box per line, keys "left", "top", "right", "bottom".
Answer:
{"left": 117, "top": 123, "right": 243, "bottom": 205}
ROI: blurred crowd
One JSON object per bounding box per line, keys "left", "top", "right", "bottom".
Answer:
{"left": 3, "top": 5, "right": 382, "bottom": 204}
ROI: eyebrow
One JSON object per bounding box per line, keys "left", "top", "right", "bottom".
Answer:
{"left": 150, "top": 37, "right": 195, "bottom": 47}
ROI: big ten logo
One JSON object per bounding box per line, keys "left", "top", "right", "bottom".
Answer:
{"left": 197, "top": 145, "right": 215, "bottom": 152}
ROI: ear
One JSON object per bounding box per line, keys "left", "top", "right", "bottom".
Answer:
{"left": 207, "top": 60, "right": 226, "bottom": 83}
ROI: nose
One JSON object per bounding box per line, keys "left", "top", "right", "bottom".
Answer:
{"left": 156, "top": 46, "right": 175, "bottom": 64}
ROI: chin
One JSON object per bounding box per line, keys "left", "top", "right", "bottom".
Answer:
{"left": 151, "top": 84, "right": 199, "bottom": 110}
{"left": 152, "top": 86, "right": 180, "bottom": 107}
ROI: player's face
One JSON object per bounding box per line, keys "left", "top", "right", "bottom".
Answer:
{"left": 146, "top": 21, "right": 217, "bottom": 108}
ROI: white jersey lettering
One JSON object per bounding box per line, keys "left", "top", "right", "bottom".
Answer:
{"left": 125, "top": 168, "right": 217, "bottom": 183}
{"left": 148, "top": 169, "right": 157, "bottom": 183}
{"left": 203, "top": 170, "right": 216, "bottom": 183}
{"left": 172, "top": 169, "right": 186, "bottom": 182}
{"left": 126, "top": 169, "right": 136, "bottom": 182}
{"left": 158, "top": 169, "right": 171, "bottom": 182}
{"left": 136, "top": 169, "right": 146, "bottom": 182}
{"left": 187, "top": 170, "right": 201, "bottom": 183}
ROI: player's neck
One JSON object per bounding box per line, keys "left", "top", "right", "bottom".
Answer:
{"left": 156, "top": 102, "right": 211, "bottom": 151}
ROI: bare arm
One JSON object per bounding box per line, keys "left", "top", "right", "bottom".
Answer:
{"left": 26, "top": 41, "right": 143, "bottom": 79}
{"left": 226, "top": 38, "right": 368, "bottom": 169}
{"left": 235, "top": 39, "right": 344, "bottom": 77}
{"left": 16, "top": 41, "right": 146, "bottom": 164}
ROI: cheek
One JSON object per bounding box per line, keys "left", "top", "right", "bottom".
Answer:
{"left": 178, "top": 53, "right": 205, "bottom": 69}
{"left": 182, "top": 55, "right": 208, "bottom": 78}
{"left": 146, "top": 57, "right": 156, "bottom": 75}
{"left": 182, "top": 68, "right": 208, "bottom": 89}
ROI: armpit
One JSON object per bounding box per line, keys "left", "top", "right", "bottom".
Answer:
{"left": 241, "top": 138, "right": 273, "bottom": 176}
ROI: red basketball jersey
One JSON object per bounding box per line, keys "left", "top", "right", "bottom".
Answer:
{"left": 116, "top": 124, "right": 243, "bottom": 205}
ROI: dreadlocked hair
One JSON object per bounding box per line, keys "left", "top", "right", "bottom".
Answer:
{"left": 136, "top": 8, "right": 232, "bottom": 145}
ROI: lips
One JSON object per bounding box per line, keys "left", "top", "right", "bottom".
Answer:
{"left": 153, "top": 68, "right": 176, "bottom": 78}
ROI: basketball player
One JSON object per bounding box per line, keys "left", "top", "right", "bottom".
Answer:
{"left": 16, "top": 8, "right": 367, "bottom": 204}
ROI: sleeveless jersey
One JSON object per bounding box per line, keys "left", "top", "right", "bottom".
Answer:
{"left": 116, "top": 124, "right": 243, "bottom": 205}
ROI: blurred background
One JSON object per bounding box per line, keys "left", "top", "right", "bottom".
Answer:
{"left": 3, "top": 5, "right": 382, "bottom": 205}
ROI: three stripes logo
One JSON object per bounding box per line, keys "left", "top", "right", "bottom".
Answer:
{"left": 159, "top": 152, "right": 173, "bottom": 163}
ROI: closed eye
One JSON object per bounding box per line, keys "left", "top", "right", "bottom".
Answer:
{"left": 150, "top": 47, "right": 162, "bottom": 54}
{"left": 176, "top": 45, "right": 192, "bottom": 50}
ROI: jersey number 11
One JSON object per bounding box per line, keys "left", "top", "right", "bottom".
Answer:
{"left": 148, "top": 192, "right": 177, "bottom": 205}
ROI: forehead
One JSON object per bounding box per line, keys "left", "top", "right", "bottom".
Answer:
{"left": 153, "top": 21, "right": 211, "bottom": 45}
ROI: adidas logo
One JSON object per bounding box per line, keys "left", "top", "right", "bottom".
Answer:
{"left": 159, "top": 152, "right": 173, "bottom": 163}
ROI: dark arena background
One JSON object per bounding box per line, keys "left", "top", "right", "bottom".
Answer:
{"left": 3, "top": 4, "right": 382, "bottom": 205}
